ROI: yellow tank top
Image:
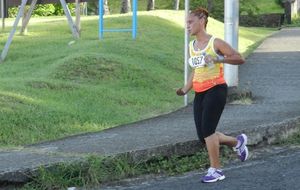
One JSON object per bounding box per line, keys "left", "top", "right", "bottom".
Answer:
{"left": 189, "top": 36, "right": 226, "bottom": 92}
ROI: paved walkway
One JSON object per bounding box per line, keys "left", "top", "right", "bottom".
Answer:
{"left": 0, "top": 28, "right": 300, "bottom": 183}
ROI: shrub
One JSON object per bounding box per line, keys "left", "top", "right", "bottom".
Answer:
{"left": 8, "top": 3, "right": 76, "bottom": 18}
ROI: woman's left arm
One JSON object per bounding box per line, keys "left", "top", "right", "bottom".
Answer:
{"left": 213, "top": 38, "right": 245, "bottom": 65}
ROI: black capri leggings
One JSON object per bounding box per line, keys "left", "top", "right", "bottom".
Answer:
{"left": 193, "top": 84, "right": 227, "bottom": 143}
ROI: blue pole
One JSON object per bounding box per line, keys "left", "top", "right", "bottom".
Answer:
{"left": 132, "top": 0, "right": 137, "bottom": 39}
{"left": 99, "top": 0, "right": 104, "bottom": 39}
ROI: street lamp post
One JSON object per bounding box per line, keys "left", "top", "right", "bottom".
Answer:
{"left": 224, "top": 0, "right": 239, "bottom": 87}
{"left": 184, "top": 0, "right": 190, "bottom": 106}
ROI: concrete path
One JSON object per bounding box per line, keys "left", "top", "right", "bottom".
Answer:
{"left": 0, "top": 28, "right": 300, "bottom": 183}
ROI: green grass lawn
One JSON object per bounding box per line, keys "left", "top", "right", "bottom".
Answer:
{"left": 0, "top": 10, "right": 275, "bottom": 147}
{"left": 102, "top": 0, "right": 283, "bottom": 14}
{"left": 96, "top": 0, "right": 184, "bottom": 14}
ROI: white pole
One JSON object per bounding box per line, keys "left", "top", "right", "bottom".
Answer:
{"left": 59, "top": 0, "right": 80, "bottom": 39}
{"left": 184, "top": 0, "right": 190, "bottom": 106}
{"left": 224, "top": 0, "right": 239, "bottom": 87}
{"left": 0, "top": 0, "right": 28, "bottom": 62}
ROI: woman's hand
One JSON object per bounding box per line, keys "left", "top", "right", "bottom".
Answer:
{"left": 204, "top": 54, "right": 214, "bottom": 64}
{"left": 176, "top": 88, "right": 186, "bottom": 96}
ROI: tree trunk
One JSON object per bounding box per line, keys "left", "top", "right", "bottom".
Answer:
{"left": 121, "top": 0, "right": 131, "bottom": 13}
{"left": 94, "top": 0, "right": 99, "bottom": 15}
{"left": 75, "top": 0, "right": 81, "bottom": 34}
{"left": 104, "top": 0, "right": 110, "bottom": 15}
{"left": 174, "top": 0, "right": 180, "bottom": 10}
{"left": 207, "top": 0, "right": 213, "bottom": 12}
{"left": 147, "top": 0, "right": 155, "bottom": 11}
{"left": 284, "top": 1, "right": 292, "bottom": 24}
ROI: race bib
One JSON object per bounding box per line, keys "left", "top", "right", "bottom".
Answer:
{"left": 189, "top": 55, "right": 206, "bottom": 68}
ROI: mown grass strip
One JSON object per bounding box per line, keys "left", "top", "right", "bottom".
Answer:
{"left": 0, "top": 12, "right": 276, "bottom": 147}
{"left": 21, "top": 146, "right": 235, "bottom": 189}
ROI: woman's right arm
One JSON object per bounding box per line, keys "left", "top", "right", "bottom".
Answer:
{"left": 176, "top": 70, "right": 194, "bottom": 96}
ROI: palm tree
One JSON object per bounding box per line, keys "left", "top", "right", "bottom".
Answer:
{"left": 104, "top": 0, "right": 110, "bottom": 15}
{"left": 174, "top": 0, "right": 180, "bottom": 10}
{"left": 120, "top": 0, "right": 131, "bottom": 13}
{"left": 147, "top": 0, "right": 155, "bottom": 11}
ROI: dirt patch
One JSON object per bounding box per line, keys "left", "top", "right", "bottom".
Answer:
{"left": 53, "top": 55, "right": 121, "bottom": 84}
{"left": 26, "top": 81, "right": 76, "bottom": 90}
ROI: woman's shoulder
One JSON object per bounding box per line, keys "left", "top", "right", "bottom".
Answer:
{"left": 212, "top": 37, "right": 224, "bottom": 44}
{"left": 212, "top": 37, "right": 229, "bottom": 50}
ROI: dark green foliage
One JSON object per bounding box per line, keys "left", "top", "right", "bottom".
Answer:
{"left": 240, "top": 0, "right": 259, "bottom": 16}
{"left": 190, "top": 0, "right": 259, "bottom": 21}
{"left": 7, "top": 0, "right": 281, "bottom": 20}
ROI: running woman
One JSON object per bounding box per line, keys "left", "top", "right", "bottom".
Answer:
{"left": 176, "top": 7, "right": 249, "bottom": 183}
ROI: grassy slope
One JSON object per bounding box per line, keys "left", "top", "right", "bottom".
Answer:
{"left": 257, "top": 0, "right": 284, "bottom": 14}
{"left": 0, "top": 10, "right": 275, "bottom": 147}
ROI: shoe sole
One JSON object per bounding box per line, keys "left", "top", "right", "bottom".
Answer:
{"left": 241, "top": 134, "right": 249, "bottom": 162}
{"left": 243, "top": 145, "right": 249, "bottom": 161}
{"left": 202, "top": 175, "right": 226, "bottom": 183}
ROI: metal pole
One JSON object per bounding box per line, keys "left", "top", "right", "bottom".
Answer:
{"left": 132, "top": 0, "right": 137, "bottom": 39}
{"left": 184, "top": 0, "right": 189, "bottom": 106}
{"left": 99, "top": 0, "right": 104, "bottom": 39}
{"left": 224, "top": 0, "right": 239, "bottom": 87}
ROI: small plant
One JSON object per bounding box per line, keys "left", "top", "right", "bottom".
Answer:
{"left": 291, "top": 16, "right": 300, "bottom": 26}
{"left": 273, "top": 125, "right": 300, "bottom": 145}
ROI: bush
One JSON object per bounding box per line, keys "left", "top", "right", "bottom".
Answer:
{"left": 8, "top": 3, "right": 76, "bottom": 18}
{"left": 240, "top": 0, "right": 259, "bottom": 16}
{"left": 33, "top": 4, "right": 56, "bottom": 17}
{"left": 8, "top": 7, "right": 18, "bottom": 18}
